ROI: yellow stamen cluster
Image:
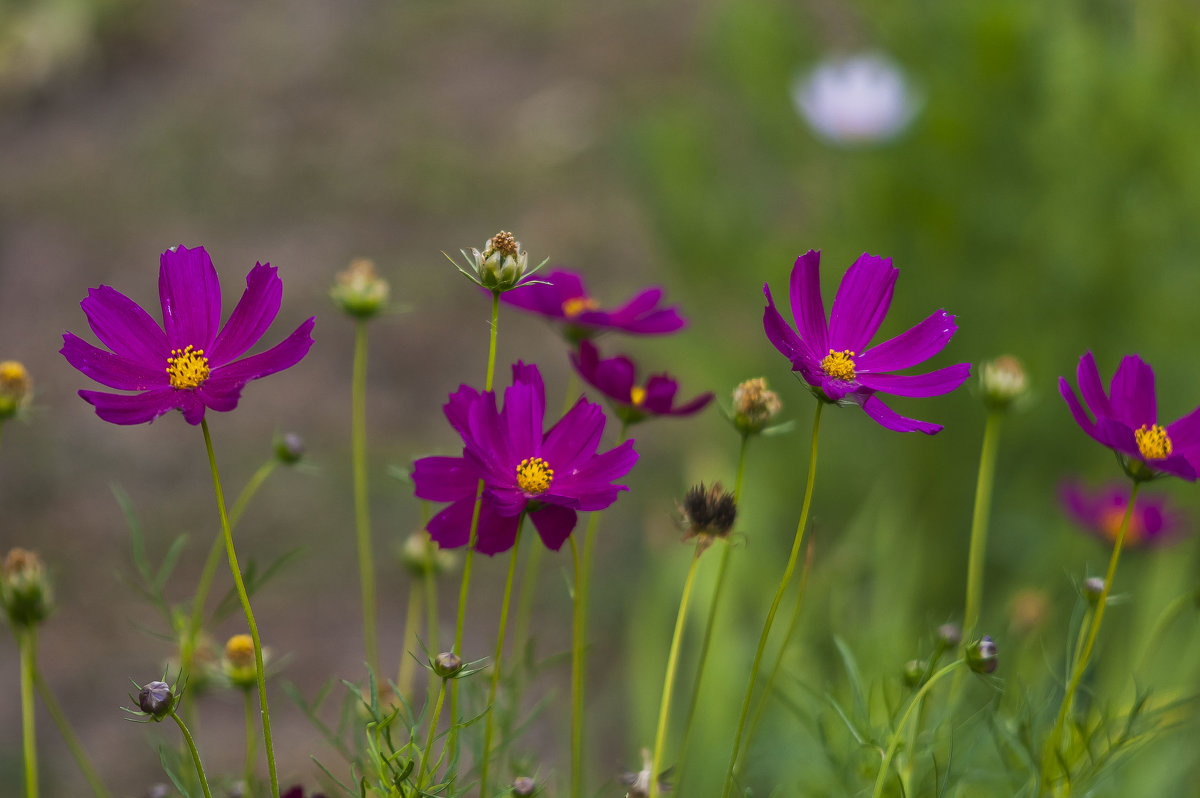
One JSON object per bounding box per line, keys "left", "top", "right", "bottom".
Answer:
{"left": 630, "top": 386, "right": 646, "bottom": 406}
{"left": 1135, "top": 423, "right": 1172, "bottom": 461}
{"left": 516, "top": 457, "right": 554, "bottom": 495}
{"left": 821, "top": 349, "right": 857, "bottom": 382}
{"left": 166, "top": 345, "right": 210, "bottom": 390}
{"left": 562, "top": 296, "right": 599, "bottom": 319}
{"left": 489, "top": 230, "right": 519, "bottom": 257}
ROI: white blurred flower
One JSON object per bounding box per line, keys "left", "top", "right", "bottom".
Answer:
{"left": 791, "top": 52, "right": 920, "bottom": 146}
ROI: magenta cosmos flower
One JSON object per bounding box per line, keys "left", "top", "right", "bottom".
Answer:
{"left": 500, "top": 268, "right": 686, "bottom": 340}
{"left": 61, "top": 245, "right": 315, "bottom": 426}
{"left": 411, "top": 362, "right": 638, "bottom": 555}
{"left": 763, "top": 250, "right": 969, "bottom": 434}
{"left": 1059, "top": 352, "right": 1200, "bottom": 481}
{"left": 1059, "top": 480, "right": 1186, "bottom": 548}
{"left": 569, "top": 339, "right": 712, "bottom": 425}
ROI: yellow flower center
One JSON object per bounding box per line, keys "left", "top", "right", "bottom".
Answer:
{"left": 224, "top": 634, "right": 256, "bottom": 669}
{"left": 166, "top": 345, "right": 211, "bottom": 390}
{"left": 1134, "top": 424, "right": 1172, "bottom": 460}
{"left": 516, "top": 457, "right": 554, "bottom": 495}
{"left": 821, "top": 349, "right": 857, "bottom": 381}
{"left": 631, "top": 385, "right": 646, "bottom": 406}
{"left": 562, "top": 296, "right": 598, "bottom": 318}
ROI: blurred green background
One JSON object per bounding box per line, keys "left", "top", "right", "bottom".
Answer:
{"left": 3, "top": 0, "right": 1200, "bottom": 795}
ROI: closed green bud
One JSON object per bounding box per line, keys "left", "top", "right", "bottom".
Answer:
{"left": 136, "top": 680, "right": 177, "bottom": 720}
{"left": 432, "top": 652, "right": 464, "bottom": 679}
{"left": 1083, "top": 576, "right": 1106, "bottom": 605}
{"left": 399, "top": 531, "right": 457, "bottom": 576}
{"left": 980, "top": 355, "right": 1028, "bottom": 411}
{"left": 511, "top": 776, "right": 537, "bottom": 796}
{"left": 274, "top": 432, "right": 306, "bottom": 465}
{"left": 903, "top": 659, "right": 927, "bottom": 688}
{"left": 331, "top": 258, "right": 390, "bottom": 319}
{"left": 1, "top": 548, "right": 52, "bottom": 628}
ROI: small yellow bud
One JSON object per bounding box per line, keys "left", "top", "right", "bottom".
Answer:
{"left": 0, "top": 360, "right": 32, "bottom": 420}
{"left": 221, "top": 633, "right": 261, "bottom": 689}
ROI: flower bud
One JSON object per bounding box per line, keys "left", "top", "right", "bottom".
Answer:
{"left": 137, "top": 680, "right": 177, "bottom": 720}
{"left": 937, "top": 623, "right": 962, "bottom": 648}
{"left": 730, "top": 377, "right": 782, "bottom": 435}
{"left": 399, "top": 531, "right": 457, "bottom": 576}
{"left": 678, "top": 482, "right": 737, "bottom": 555}
{"left": 274, "top": 432, "right": 306, "bottom": 465}
{"left": 1082, "top": 576, "right": 1106, "bottom": 605}
{"left": 967, "top": 635, "right": 998, "bottom": 674}
{"left": 330, "top": 258, "right": 390, "bottom": 319}
{"left": 1, "top": 548, "right": 52, "bottom": 628}
{"left": 432, "top": 652, "right": 463, "bottom": 679}
{"left": 980, "top": 356, "right": 1028, "bottom": 411}
{"left": 0, "top": 360, "right": 32, "bottom": 420}
{"left": 511, "top": 776, "right": 537, "bottom": 796}
{"left": 222, "top": 634, "right": 258, "bottom": 690}
{"left": 471, "top": 231, "right": 530, "bottom": 293}
{"left": 903, "top": 659, "right": 927, "bottom": 688}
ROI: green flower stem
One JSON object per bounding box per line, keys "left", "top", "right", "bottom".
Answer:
{"left": 169, "top": 709, "right": 213, "bottom": 798}
{"left": 722, "top": 402, "right": 823, "bottom": 798}
{"left": 19, "top": 627, "right": 38, "bottom": 798}
{"left": 32, "top": 670, "right": 111, "bottom": 798}
{"left": 744, "top": 533, "right": 815, "bottom": 754}
{"left": 397, "top": 579, "right": 423, "bottom": 699}
{"left": 449, "top": 291, "right": 502, "bottom": 765}
{"left": 1042, "top": 481, "right": 1140, "bottom": 790}
{"left": 480, "top": 517, "right": 526, "bottom": 798}
{"left": 570, "top": 511, "right": 601, "bottom": 798}
{"left": 416, "top": 676, "right": 449, "bottom": 791}
{"left": 243, "top": 689, "right": 257, "bottom": 792}
{"left": 648, "top": 544, "right": 704, "bottom": 798}
{"left": 200, "top": 419, "right": 279, "bottom": 798}
{"left": 675, "top": 434, "right": 751, "bottom": 792}
{"left": 870, "top": 660, "right": 963, "bottom": 798}
{"left": 182, "top": 457, "right": 280, "bottom": 695}
{"left": 963, "top": 410, "right": 1004, "bottom": 637}
{"left": 351, "top": 319, "right": 380, "bottom": 679}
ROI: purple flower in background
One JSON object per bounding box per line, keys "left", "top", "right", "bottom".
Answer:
{"left": 500, "top": 269, "right": 686, "bottom": 339}
{"left": 763, "top": 249, "right": 969, "bottom": 434}
{"left": 62, "top": 245, "right": 315, "bottom": 426}
{"left": 569, "top": 339, "right": 712, "bottom": 425}
{"left": 1060, "top": 480, "right": 1186, "bottom": 548}
{"left": 412, "top": 362, "right": 638, "bottom": 555}
{"left": 1059, "top": 353, "right": 1200, "bottom": 481}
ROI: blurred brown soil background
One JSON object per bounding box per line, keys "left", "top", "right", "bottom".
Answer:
{"left": 0, "top": 2, "right": 714, "bottom": 794}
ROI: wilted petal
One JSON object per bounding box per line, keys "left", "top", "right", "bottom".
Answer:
{"left": 208, "top": 262, "right": 283, "bottom": 365}
{"left": 159, "top": 245, "right": 222, "bottom": 349}
{"left": 828, "top": 253, "right": 896, "bottom": 352}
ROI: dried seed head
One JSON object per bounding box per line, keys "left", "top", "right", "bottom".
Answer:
{"left": 678, "top": 482, "right": 737, "bottom": 555}
{"left": 472, "top": 231, "right": 530, "bottom": 292}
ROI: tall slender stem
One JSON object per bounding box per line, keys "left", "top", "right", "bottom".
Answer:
{"left": 480, "top": 517, "right": 526, "bottom": 798}
{"left": 397, "top": 580, "right": 423, "bottom": 699}
{"left": 449, "top": 291, "right": 502, "bottom": 765}
{"left": 416, "top": 677, "right": 449, "bottom": 791}
{"left": 676, "top": 434, "right": 751, "bottom": 790}
{"left": 722, "top": 402, "right": 823, "bottom": 798}
{"left": 649, "top": 546, "right": 704, "bottom": 798}
{"left": 33, "top": 670, "right": 111, "bottom": 798}
{"left": 352, "top": 319, "right": 380, "bottom": 678}
{"left": 19, "top": 627, "right": 38, "bottom": 798}
{"left": 870, "top": 661, "right": 963, "bottom": 798}
{"left": 200, "top": 420, "right": 279, "bottom": 798}
{"left": 1042, "top": 481, "right": 1140, "bottom": 789}
{"left": 963, "top": 411, "right": 1003, "bottom": 637}
{"left": 169, "top": 709, "right": 213, "bottom": 798}
{"left": 242, "top": 690, "right": 257, "bottom": 793}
